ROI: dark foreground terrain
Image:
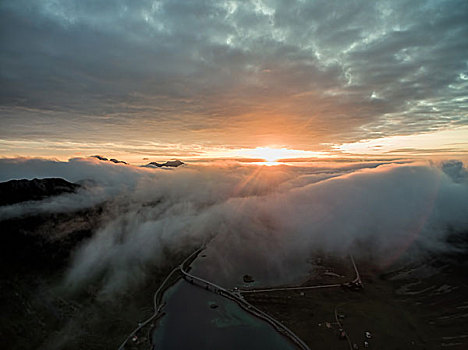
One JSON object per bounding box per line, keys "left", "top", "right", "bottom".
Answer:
{"left": 0, "top": 178, "right": 188, "bottom": 350}
{"left": 244, "top": 244, "right": 468, "bottom": 349}
{"left": 1, "top": 178, "right": 467, "bottom": 349}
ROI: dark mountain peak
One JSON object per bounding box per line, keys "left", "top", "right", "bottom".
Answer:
{"left": 91, "top": 155, "right": 127, "bottom": 164}
{"left": 0, "top": 178, "right": 80, "bottom": 206}
{"left": 144, "top": 160, "right": 184, "bottom": 168}
{"left": 164, "top": 160, "right": 184, "bottom": 167}
{"left": 91, "top": 155, "right": 108, "bottom": 161}
{"left": 109, "top": 158, "right": 127, "bottom": 164}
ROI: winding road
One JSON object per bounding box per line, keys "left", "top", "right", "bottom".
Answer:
{"left": 240, "top": 254, "right": 362, "bottom": 294}
{"left": 180, "top": 262, "right": 311, "bottom": 350}
{"left": 117, "top": 249, "right": 202, "bottom": 350}
{"left": 118, "top": 249, "right": 362, "bottom": 350}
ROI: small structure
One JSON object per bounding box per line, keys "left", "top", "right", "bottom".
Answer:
{"left": 243, "top": 274, "right": 255, "bottom": 283}
{"left": 342, "top": 281, "right": 363, "bottom": 291}
{"left": 339, "top": 329, "right": 346, "bottom": 339}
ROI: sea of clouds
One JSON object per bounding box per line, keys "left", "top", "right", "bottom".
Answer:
{"left": 1, "top": 157, "right": 467, "bottom": 294}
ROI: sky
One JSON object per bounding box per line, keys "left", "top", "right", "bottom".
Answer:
{"left": 0, "top": 0, "right": 467, "bottom": 163}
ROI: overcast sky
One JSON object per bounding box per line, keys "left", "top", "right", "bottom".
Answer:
{"left": 0, "top": 0, "right": 467, "bottom": 162}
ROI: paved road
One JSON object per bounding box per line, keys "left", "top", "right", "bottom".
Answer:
{"left": 119, "top": 250, "right": 362, "bottom": 350}
{"left": 239, "top": 283, "right": 343, "bottom": 294}
{"left": 117, "top": 248, "right": 203, "bottom": 350}
{"left": 335, "top": 303, "right": 354, "bottom": 350}
{"left": 349, "top": 254, "right": 362, "bottom": 286}
{"left": 240, "top": 254, "right": 362, "bottom": 294}
{"left": 180, "top": 263, "right": 311, "bottom": 350}
{"left": 117, "top": 268, "right": 176, "bottom": 350}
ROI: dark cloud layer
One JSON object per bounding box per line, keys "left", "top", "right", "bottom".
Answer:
{"left": 0, "top": 0, "right": 467, "bottom": 150}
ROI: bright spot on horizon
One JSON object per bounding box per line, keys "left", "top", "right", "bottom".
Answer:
{"left": 232, "top": 147, "right": 328, "bottom": 162}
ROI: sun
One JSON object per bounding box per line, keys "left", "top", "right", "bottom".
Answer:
{"left": 204, "top": 146, "right": 329, "bottom": 164}
{"left": 238, "top": 147, "right": 324, "bottom": 163}
{"left": 250, "top": 147, "right": 293, "bottom": 162}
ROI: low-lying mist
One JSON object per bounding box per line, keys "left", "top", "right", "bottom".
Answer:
{"left": 1, "top": 157, "right": 467, "bottom": 295}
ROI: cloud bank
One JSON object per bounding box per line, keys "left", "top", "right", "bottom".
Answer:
{"left": 1, "top": 158, "right": 467, "bottom": 294}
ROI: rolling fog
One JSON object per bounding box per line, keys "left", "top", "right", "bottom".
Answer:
{"left": 1, "top": 157, "right": 467, "bottom": 294}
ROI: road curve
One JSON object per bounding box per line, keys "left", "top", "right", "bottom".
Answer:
{"left": 117, "top": 267, "right": 177, "bottom": 350}
{"left": 349, "top": 254, "right": 363, "bottom": 286}
{"left": 180, "top": 265, "right": 311, "bottom": 350}
{"left": 119, "top": 250, "right": 361, "bottom": 350}
{"left": 240, "top": 254, "right": 362, "bottom": 294}
{"left": 117, "top": 248, "right": 203, "bottom": 350}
